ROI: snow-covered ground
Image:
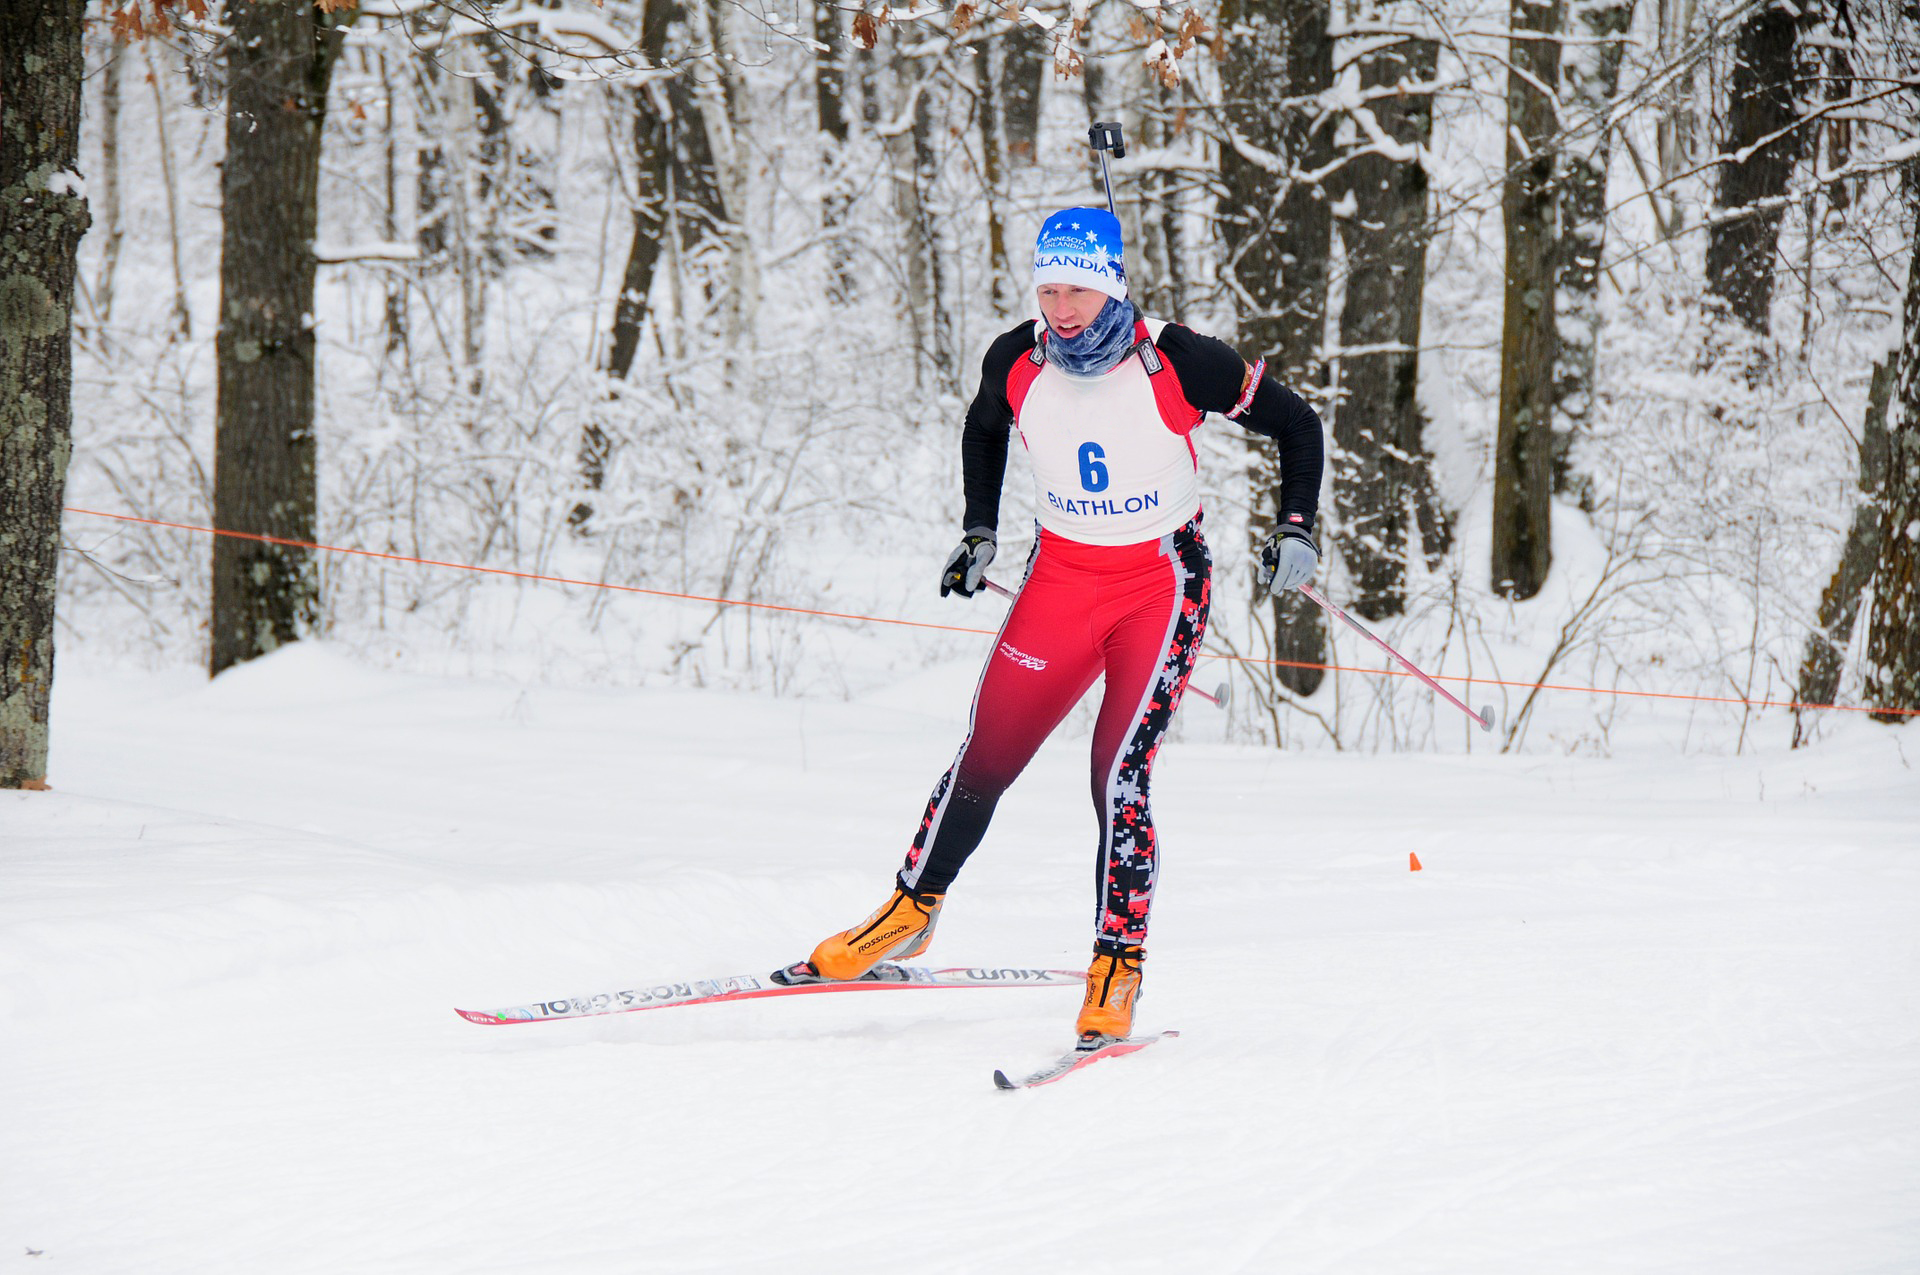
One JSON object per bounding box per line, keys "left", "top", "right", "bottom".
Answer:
{"left": 4, "top": 643, "right": 1917, "bottom": 1273}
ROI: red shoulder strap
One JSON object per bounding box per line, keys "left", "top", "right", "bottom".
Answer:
{"left": 1005, "top": 335, "right": 1046, "bottom": 417}
{"left": 1130, "top": 321, "right": 1206, "bottom": 436}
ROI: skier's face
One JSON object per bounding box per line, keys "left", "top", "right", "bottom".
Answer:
{"left": 1037, "top": 285, "right": 1108, "bottom": 340}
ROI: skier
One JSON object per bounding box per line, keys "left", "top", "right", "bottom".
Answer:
{"left": 802, "top": 208, "right": 1325, "bottom": 1043}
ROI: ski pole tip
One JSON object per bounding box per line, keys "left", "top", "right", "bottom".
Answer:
{"left": 1477, "top": 705, "right": 1495, "bottom": 732}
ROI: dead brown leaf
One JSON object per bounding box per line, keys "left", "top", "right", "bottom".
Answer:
{"left": 1177, "top": 10, "right": 1209, "bottom": 58}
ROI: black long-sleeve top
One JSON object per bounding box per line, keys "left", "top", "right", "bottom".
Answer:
{"left": 959, "top": 319, "right": 1325, "bottom": 537}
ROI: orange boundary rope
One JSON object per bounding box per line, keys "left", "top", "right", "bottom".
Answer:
{"left": 64, "top": 506, "right": 1920, "bottom": 719}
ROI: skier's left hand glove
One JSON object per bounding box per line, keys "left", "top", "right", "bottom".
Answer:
{"left": 1256, "top": 523, "right": 1318, "bottom": 596}
{"left": 940, "top": 527, "right": 997, "bottom": 598}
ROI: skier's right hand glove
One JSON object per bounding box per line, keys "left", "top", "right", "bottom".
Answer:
{"left": 940, "top": 528, "right": 997, "bottom": 598}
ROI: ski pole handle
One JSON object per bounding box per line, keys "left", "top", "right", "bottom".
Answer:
{"left": 1296, "top": 584, "right": 1494, "bottom": 731}
{"left": 1088, "top": 122, "right": 1124, "bottom": 219}
{"left": 982, "top": 576, "right": 1227, "bottom": 710}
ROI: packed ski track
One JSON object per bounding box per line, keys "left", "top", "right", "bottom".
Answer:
{"left": 4, "top": 643, "right": 1917, "bottom": 1273}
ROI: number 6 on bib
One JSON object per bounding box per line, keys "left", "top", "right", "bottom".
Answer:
{"left": 1077, "top": 441, "right": 1109, "bottom": 491}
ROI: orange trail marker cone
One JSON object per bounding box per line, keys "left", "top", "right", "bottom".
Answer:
{"left": 1409, "top": 852, "right": 1423, "bottom": 871}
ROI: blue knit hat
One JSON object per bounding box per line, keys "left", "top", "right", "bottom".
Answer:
{"left": 1032, "top": 207, "right": 1128, "bottom": 301}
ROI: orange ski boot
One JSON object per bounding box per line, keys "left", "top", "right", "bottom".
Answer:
{"left": 1075, "top": 946, "right": 1144, "bottom": 1041}
{"left": 807, "top": 883, "right": 945, "bottom": 981}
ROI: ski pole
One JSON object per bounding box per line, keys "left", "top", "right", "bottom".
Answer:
{"left": 1296, "top": 584, "right": 1494, "bottom": 731}
{"left": 1088, "top": 122, "right": 1124, "bottom": 219}
{"left": 981, "top": 576, "right": 1229, "bottom": 709}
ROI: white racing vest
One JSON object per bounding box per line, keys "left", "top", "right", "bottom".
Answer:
{"left": 1009, "top": 318, "right": 1202, "bottom": 546}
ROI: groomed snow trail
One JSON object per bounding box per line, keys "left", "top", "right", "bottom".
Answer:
{"left": 4, "top": 645, "right": 1916, "bottom": 1274}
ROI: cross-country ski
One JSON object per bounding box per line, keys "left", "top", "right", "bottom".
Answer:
{"left": 992, "top": 1030, "right": 1180, "bottom": 1089}
{"left": 455, "top": 963, "right": 1082, "bottom": 1025}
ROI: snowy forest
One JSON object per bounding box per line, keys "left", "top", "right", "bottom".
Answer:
{"left": 6, "top": 3, "right": 1920, "bottom": 1269}
{"left": 5, "top": 0, "right": 1920, "bottom": 776}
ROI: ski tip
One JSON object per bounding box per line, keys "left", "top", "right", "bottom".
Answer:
{"left": 992, "top": 1069, "right": 1018, "bottom": 1090}
{"left": 454, "top": 1007, "right": 513, "bottom": 1026}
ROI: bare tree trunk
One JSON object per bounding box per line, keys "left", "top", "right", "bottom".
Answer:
{"left": 1793, "top": 354, "right": 1893, "bottom": 743}
{"left": 603, "top": 79, "right": 670, "bottom": 384}
{"left": 1553, "top": 0, "right": 1635, "bottom": 498}
{"left": 145, "top": 42, "right": 192, "bottom": 339}
{"left": 379, "top": 48, "right": 407, "bottom": 356}
{"left": 664, "top": 14, "right": 727, "bottom": 295}
{"left": 974, "top": 50, "right": 1013, "bottom": 315}
{"left": 1653, "top": 0, "right": 1699, "bottom": 236}
{"left": 605, "top": 0, "right": 676, "bottom": 383}
{"left": 1862, "top": 186, "right": 1920, "bottom": 720}
{"left": 1220, "top": 0, "right": 1333, "bottom": 697}
{"left": 471, "top": 35, "right": 558, "bottom": 264}
{"left": 471, "top": 39, "right": 511, "bottom": 270}
{"left": 1492, "top": 0, "right": 1561, "bottom": 601}
{"left": 1703, "top": 0, "right": 1810, "bottom": 341}
{"left": 414, "top": 54, "right": 450, "bottom": 268}
{"left": 817, "top": 0, "right": 855, "bottom": 305}
{"left": 1000, "top": 21, "right": 1046, "bottom": 164}
{"left": 575, "top": 1, "right": 676, "bottom": 531}
{"left": 0, "top": 0, "right": 89, "bottom": 788}
{"left": 815, "top": 0, "right": 848, "bottom": 145}
{"left": 1333, "top": 34, "right": 1443, "bottom": 621}
{"left": 699, "top": 0, "right": 759, "bottom": 372}
{"left": 881, "top": 54, "right": 943, "bottom": 386}
{"left": 1136, "top": 81, "right": 1186, "bottom": 323}
{"left": 211, "top": 0, "right": 344, "bottom": 676}
{"left": 911, "top": 66, "right": 952, "bottom": 381}
{"left": 94, "top": 36, "right": 125, "bottom": 327}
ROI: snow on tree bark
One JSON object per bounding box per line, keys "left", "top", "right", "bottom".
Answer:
{"left": 1333, "top": 33, "right": 1444, "bottom": 621}
{"left": 210, "top": 0, "right": 344, "bottom": 676}
{"left": 1794, "top": 356, "right": 1893, "bottom": 744}
{"left": 816, "top": 0, "right": 856, "bottom": 306}
{"left": 1862, "top": 190, "right": 1920, "bottom": 720}
{"left": 1220, "top": 0, "right": 1333, "bottom": 696}
{"left": 605, "top": 0, "right": 676, "bottom": 383}
{"left": 1492, "top": 0, "right": 1561, "bottom": 601}
{"left": 1703, "top": 0, "right": 1812, "bottom": 344}
{"left": 0, "top": 0, "right": 88, "bottom": 788}
{"left": 1553, "top": 0, "right": 1634, "bottom": 498}
{"left": 576, "top": 0, "right": 677, "bottom": 531}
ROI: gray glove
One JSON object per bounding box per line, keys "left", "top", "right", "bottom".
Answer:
{"left": 1255, "top": 523, "right": 1318, "bottom": 596}
{"left": 940, "top": 527, "right": 996, "bottom": 598}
